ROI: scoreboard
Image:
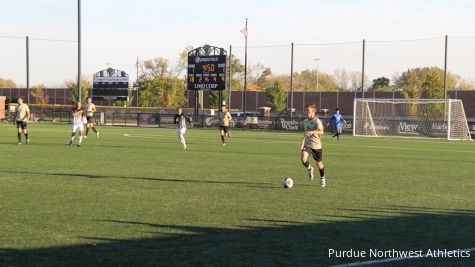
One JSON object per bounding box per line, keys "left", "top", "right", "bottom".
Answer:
{"left": 92, "top": 68, "right": 129, "bottom": 101}
{"left": 187, "top": 55, "right": 226, "bottom": 90}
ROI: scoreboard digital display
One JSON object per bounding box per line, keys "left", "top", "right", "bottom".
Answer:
{"left": 92, "top": 68, "right": 129, "bottom": 101}
{"left": 187, "top": 55, "right": 226, "bottom": 90}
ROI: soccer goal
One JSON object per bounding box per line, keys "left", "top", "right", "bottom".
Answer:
{"left": 353, "top": 98, "right": 472, "bottom": 140}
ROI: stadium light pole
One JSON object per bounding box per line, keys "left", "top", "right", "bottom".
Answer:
{"left": 314, "top": 58, "right": 320, "bottom": 109}
{"left": 361, "top": 39, "right": 365, "bottom": 99}
{"left": 443, "top": 35, "right": 448, "bottom": 99}
{"left": 77, "top": 0, "right": 82, "bottom": 102}
{"left": 26, "top": 36, "right": 30, "bottom": 105}
{"left": 290, "top": 42, "right": 294, "bottom": 117}
{"left": 228, "top": 45, "right": 232, "bottom": 109}
{"left": 243, "top": 18, "right": 248, "bottom": 116}
{"left": 136, "top": 56, "right": 139, "bottom": 106}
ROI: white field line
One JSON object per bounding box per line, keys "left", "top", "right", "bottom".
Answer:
{"left": 29, "top": 126, "right": 474, "bottom": 145}
{"left": 16, "top": 128, "right": 475, "bottom": 154}
{"left": 120, "top": 133, "right": 475, "bottom": 154}
{"left": 328, "top": 247, "right": 475, "bottom": 267}
{"left": 1, "top": 123, "right": 473, "bottom": 145}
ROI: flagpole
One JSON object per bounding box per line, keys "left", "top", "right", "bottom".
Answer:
{"left": 243, "top": 18, "right": 248, "bottom": 116}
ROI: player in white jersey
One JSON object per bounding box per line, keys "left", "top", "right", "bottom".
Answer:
{"left": 69, "top": 102, "right": 86, "bottom": 147}
{"left": 174, "top": 108, "right": 191, "bottom": 149}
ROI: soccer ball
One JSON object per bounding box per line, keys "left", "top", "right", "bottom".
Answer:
{"left": 282, "top": 177, "right": 294, "bottom": 188}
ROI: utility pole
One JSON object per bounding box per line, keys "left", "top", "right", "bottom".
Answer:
{"left": 77, "top": 0, "right": 82, "bottom": 102}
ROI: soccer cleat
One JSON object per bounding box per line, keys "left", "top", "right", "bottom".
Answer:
{"left": 83, "top": 136, "right": 88, "bottom": 139}
{"left": 96, "top": 132, "right": 100, "bottom": 138}
{"left": 26, "top": 139, "right": 30, "bottom": 144}
{"left": 77, "top": 143, "right": 81, "bottom": 147}
{"left": 308, "top": 166, "right": 314, "bottom": 181}
{"left": 320, "top": 177, "right": 326, "bottom": 187}
{"left": 69, "top": 140, "right": 73, "bottom": 146}
{"left": 17, "top": 142, "right": 21, "bottom": 145}
{"left": 222, "top": 143, "right": 226, "bottom": 146}
{"left": 183, "top": 144, "right": 187, "bottom": 150}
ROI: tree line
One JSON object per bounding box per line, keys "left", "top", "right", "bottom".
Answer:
{"left": 1, "top": 47, "right": 474, "bottom": 112}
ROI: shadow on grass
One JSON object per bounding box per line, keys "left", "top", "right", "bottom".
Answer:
{"left": 0, "top": 207, "right": 474, "bottom": 266}
{"left": 1, "top": 170, "right": 310, "bottom": 188}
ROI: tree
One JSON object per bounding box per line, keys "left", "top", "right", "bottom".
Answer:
{"left": 247, "top": 63, "right": 271, "bottom": 91}
{"left": 420, "top": 72, "right": 444, "bottom": 99}
{"left": 136, "top": 49, "right": 192, "bottom": 107}
{"left": 256, "top": 67, "right": 272, "bottom": 89}
{"left": 396, "top": 67, "right": 448, "bottom": 98}
{"left": 138, "top": 76, "right": 186, "bottom": 108}
{"left": 294, "top": 70, "right": 319, "bottom": 91}
{"left": 370, "top": 77, "right": 392, "bottom": 92}
{"left": 450, "top": 74, "right": 475, "bottom": 91}
{"left": 175, "top": 45, "right": 194, "bottom": 77}
{"left": 139, "top": 57, "right": 172, "bottom": 80}
{"left": 31, "top": 85, "right": 49, "bottom": 104}
{"left": 65, "top": 77, "right": 91, "bottom": 103}
{"left": 277, "top": 69, "right": 338, "bottom": 92}
{"left": 30, "top": 84, "right": 49, "bottom": 120}
{"left": 332, "top": 68, "right": 350, "bottom": 91}
{"left": 0, "top": 78, "right": 17, "bottom": 88}
{"left": 315, "top": 72, "right": 338, "bottom": 92}
{"left": 209, "top": 90, "right": 229, "bottom": 109}
{"left": 266, "top": 80, "right": 287, "bottom": 112}
{"left": 396, "top": 67, "right": 475, "bottom": 98}
{"left": 228, "top": 55, "right": 245, "bottom": 90}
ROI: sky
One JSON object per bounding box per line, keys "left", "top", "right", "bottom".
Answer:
{"left": 1, "top": 0, "right": 474, "bottom": 87}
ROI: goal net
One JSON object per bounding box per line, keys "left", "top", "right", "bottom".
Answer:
{"left": 353, "top": 98, "right": 472, "bottom": 140}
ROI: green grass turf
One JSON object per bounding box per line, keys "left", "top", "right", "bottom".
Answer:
{"left": 0, "top": 123, "right": 474, "bottom": 267}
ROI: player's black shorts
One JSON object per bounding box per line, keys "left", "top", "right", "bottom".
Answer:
{"left": 16, "top": 121, "right": 27, "bottom": 129}
{"left": 86, "top": 116, "right": 94, "bottom": 123}
{"left": 303, "top": 146, "right": 323, "bottom": 161}
{"left": 220, "top": 125, "right": 229, "bottom": 133}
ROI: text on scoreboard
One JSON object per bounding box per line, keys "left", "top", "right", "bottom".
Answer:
{"left": 187, "top": 55, "right": 226, "bottom": 90}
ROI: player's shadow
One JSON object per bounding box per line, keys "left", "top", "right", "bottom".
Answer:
{"left": 0, "top": 170, "right": 307, "bottom": 188}
{"left": 0, "top": 207, "right": 474, "bottom": 266}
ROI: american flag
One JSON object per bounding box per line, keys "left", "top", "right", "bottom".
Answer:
{"left": 240, "top": 27, "right": 248, "bottom": 38}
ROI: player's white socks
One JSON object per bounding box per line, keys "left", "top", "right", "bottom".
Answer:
{"left": 78, "top": 136, "right": 83, "bottom": 144}
{"left": 71, "top": 136, "right": 75, "bottom": 142}
{"left": 179, "top": 135, "right": 186, "bottom": 146}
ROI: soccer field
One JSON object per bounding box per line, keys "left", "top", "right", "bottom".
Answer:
{"left": 0, "top": 123, "right": 474, "bottom": 267}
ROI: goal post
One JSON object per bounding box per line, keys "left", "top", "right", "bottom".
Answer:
{"left": 353, "top": 98, "right": 472, "bottom": 141}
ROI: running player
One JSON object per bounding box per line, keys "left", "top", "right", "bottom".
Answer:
{"left": 84, "top": 97, "right": 99, "bottom": 138}
{"left": 174, "top": 107, "right": 191, "bottom": 149}
{"left": 300, "top": 103, "right": 326, "bottom": 187}
{"left": 14, "top": 96, "right": 30, "bottom": 145}
{"left": 331, "top": 108, "right": 345, "bottom": 141}
{"left": 218, "top": 105, "right": 232, "bottom": 146}
{"left": 69, "top": 102, "right": 85, "bottom": 147}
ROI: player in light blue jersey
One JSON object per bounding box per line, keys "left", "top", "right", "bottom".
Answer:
{"left": 331, "top": 108, "right": 345, "bottom": 141}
